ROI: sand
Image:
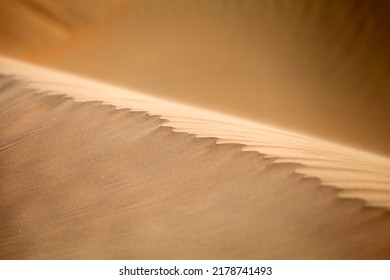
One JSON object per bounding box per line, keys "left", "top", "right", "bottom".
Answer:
{"left": 1, "top": 57, "right": 390, "bottom": 259}
{"left": 1, "top": 0, "right": 390, "bottom": 156}
{"left": 0, "top": 0, "right": 390, "bottom": 259}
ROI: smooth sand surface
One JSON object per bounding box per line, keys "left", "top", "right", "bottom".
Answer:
{"left": 1, "top": 57, "right": 390, "bottom": 259}
{"left": 1, "top": 0, "right": 390, "bottom": 259}
{"left": 1, "top": 0, "right": 390, "bottom": 156}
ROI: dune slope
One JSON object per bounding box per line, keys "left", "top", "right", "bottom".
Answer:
{"left": 1, "top": 58, "right": 390, "bottom": 259}
{"left": 1, "top": 0, "right": 390, "bottom": 156}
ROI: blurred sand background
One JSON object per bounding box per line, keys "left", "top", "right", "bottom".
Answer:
{"left": 1, "top": 0, "right": 390, "bottom": 259}
{"left": 1, "top": 0, "right": 389, "bottom": 155}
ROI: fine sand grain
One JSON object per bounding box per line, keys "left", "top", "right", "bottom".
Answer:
{"left": 1, "top": 57, "right": 390, "bottom": 259}
{"left": 1, "top": 0, "right": 390, "bottom": 260}
{"left": 1, "top": 0, "right": 390, "bottom": 156}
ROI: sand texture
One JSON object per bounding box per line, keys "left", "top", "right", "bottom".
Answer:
{"left": 1, "top": 57, "right": 390, "bottom": 259}
{"left": 0, "top": 0, "right": 390, "bottom": 259}
{"left": 1, "top": 0, "right": 390, "bottom": 156}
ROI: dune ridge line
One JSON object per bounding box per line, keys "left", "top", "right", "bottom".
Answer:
{"left": 1, "top": 55, "right": 389, "bottom": 209}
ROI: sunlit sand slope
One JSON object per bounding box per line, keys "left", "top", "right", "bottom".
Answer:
{"left": 1, "top": 57, "right": 390, "bottom": 259}
{"left": 1, "top": 0, "right": 389, "bottom": 155}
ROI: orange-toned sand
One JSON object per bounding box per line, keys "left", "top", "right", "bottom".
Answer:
{"left": 1, "top": 57, "right": 390, "bottom": 259}
{"left": 1, "top": 0, "right": 390, "bottom": 259}
{"left": 1, "top": 0, "right": 390, "bottom": 156}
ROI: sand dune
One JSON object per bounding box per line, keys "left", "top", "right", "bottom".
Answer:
{"left": 1, "top": 56, "right": 390, "bottom": 259}
{"left": 1, "top": 0, "right": 390, "bottom": 156}
{"left": 1, "top": 0, "right": 390, "bottom": 259}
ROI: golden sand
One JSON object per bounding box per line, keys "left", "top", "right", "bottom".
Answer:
{"left": 0, "top": 1, "right": 390, "bottom": 259}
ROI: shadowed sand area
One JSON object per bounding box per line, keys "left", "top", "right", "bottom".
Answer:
{"left": 1, "top": 0, "right": 390, "bottom": 260}
{"left": 1, "top": 75, "right": 390, "bottom": 259}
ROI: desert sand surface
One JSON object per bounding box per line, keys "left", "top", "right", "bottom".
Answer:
{"left": 0, "top": 0, "right": 390, "bottom": 259}
{"left": 1, "top": 0, "right": 390, "bottom": 156}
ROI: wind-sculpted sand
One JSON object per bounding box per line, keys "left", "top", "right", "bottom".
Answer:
{"left": 1, "top": 56, "right": 390, "bottom": 259}
{"left": 1, "top": 0, "right": 390, "bottom": 260}
{"left": 1, "top": 0, "right": 390, "bottom": 156}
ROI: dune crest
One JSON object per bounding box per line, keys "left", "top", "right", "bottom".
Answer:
{"left": 2, "top": 0, "right": 390, "bottom": 157}
{"left": 1, "top": 0, "right": 390, "bottom": 260}
{"left": 2, "top": 73, "right": 390, "bottom": 259}
{"left": 1, "top": 55, "right": 390, "bottom": 210}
